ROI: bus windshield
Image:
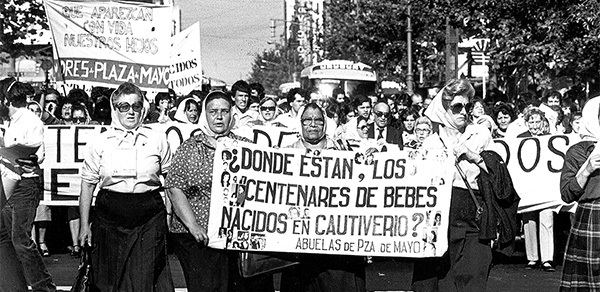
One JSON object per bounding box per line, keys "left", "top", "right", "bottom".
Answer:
{"left": 300, "top": 60, "right": 377, "bottom": 98}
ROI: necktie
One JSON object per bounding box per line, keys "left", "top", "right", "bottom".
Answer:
{"left": 377, "top": 128, "right": 384, "bottom": 140}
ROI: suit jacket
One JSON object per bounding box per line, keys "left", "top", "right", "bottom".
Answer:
{"left": 367, "top": 124, "right": 404, "bottom": 148}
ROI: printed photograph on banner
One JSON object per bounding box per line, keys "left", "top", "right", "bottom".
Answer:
{"left": 207, "top": 138, "right": 453, "bottom": 258}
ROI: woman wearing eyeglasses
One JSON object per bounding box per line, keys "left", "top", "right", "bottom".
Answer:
{"left": 416, "top": 78, "right": 497, "bottom": 291}
{"left": 79, "top": 82, "right": 175, "bottom": 291}
{"left": 249, "top": 96, "right": 285, "bottom": 127}
{"left": 281, "top": 102, "right": 364, "bottom": 292}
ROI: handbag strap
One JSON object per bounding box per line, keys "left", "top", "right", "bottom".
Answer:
{"left": 455, "top": 162, "right": 483, "bottom": 222}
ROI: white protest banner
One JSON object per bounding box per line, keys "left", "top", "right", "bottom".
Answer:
{"left": 170, "top": 22, "right": 202, "bottom": 95}
{"left": 493, "top": 134, "right": 580, "bottom": 213}
{"left": 207, "top": 139, "right": 453, "bottom": 258}
{"left": 233, "top": 125, "right": 300, "bottom": 148}
{"left": 41, "top": 125, "right": 107, "bottom": 205}
{"left": 44, "top": 0, "right": 172, "bottom": 90}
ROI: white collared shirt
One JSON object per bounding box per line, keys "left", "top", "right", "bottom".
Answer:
{"left": 81, "top": 126, "right": 172, "bottom": 193}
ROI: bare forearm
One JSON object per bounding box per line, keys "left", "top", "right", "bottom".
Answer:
{"left": 79, "top": 181, "right": 96, "bottom": 227}
{"left": 168, "top": 187, "right": 202, "bottom": 231}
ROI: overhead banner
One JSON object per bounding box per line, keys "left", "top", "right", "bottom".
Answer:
{"left": 207, "top": 138, "right": 453, "bottom": 257}
{"left": 44, "top": 0, "right": 172, "bottom": 90}
{"left": 170, "top": 22, "right": 202, "bottom": 95}
{"left": 493, "top": 134, "right": 580, "bottom": 213}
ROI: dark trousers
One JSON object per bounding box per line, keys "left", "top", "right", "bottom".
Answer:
{"left": 170, "top": 232, "right": 230, "bottom": 292}
{"left": 0, "top": 177, "right": 55, "bottom": 292}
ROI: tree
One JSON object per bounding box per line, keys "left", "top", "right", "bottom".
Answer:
{"left": 322, "top": 0, "right": 452, "bottom": 87}
{"left": 454, "top": 0, "right": 600, "bottom": 95}
{"left": 0, "top": 0, "right": 49, "bottom": 64}
{"left": 248, "top": 44, "right": 303, "bottom": 96}
{"left": 322, "top": 0, "right": 600, "bottom": 98}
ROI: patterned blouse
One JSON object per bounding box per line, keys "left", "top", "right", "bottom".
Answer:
{"left": 166, "top": 131, "right": 249, "bottom": 233}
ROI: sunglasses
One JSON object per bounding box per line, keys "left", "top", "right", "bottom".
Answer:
{"left": 73, "top": 117, "right": 87, "bottom": 123}
{"left": 115, "top": 102, "right": 143, "bottom": 113}
{"left": 260, "top": 106, "right": 276, "bottom": 112}
{"left": 374, "top": 111, "right": 390, "bottom": 118}
{"left": 450, "top": 102, "right": 472, "bottom": 114}
{"left": 358, "top": 125, "right": 369, "bottom": 131}
{"left": 301, "top": 118, "right": 325, "bottom": 126}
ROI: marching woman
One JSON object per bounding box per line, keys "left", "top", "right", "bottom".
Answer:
{"left": 560, "top": 96, "right": 600, "bottom": 291}
{"left": 419, "top": 78, "right": 496, "bottom": 291}
{"left": 165, "top": 90, "right": 273, "bottom": 292}
{"left": 79, "top": 82, "right": 174, "bottom": 291}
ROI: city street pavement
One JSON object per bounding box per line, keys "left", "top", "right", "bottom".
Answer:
{"left": 42, "top": 250, "right": 562, "bottom": 291}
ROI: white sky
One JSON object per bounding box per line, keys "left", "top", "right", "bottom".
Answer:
{"left": 177, "top": 0, "right": 283, "bottom": 85}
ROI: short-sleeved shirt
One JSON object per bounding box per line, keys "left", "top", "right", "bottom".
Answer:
{"left": 81, "top": 126, "right": 172, "bottom": 193}
{"left": 166, "top": 132, "right": 250, "bottom": 233}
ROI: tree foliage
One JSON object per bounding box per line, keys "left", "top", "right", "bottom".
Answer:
{"left": 1, "top": 0, "right": 49, "bottom": 60}
{"left": 248, "top": 44, "right": 303, "bottom": 96}
{"left": 322, "top": 0, "right": 600, "bottom": 95}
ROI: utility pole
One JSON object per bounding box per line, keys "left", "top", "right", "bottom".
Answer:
{"left": 445, "top": 17, "right": 458, "bottom": 82}
{"left": 405, "top": 4, "right": 414, "bottom": 94}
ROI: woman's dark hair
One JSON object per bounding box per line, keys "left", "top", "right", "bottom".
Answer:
{"left": 221, "top": 171, "right": 230, "bottom": 187}
{"left": 6, "top": 81, "right": 33, "bottom": 108}
{"left": 184, "top": 99, "right": 199, "bottom": 112}
{"left": 205, "top": 90, "right": 233, "bottom": 108}
{"left": 71, "top": 103, "right": 88, "bottom": 118}
{"left": 154, "top": 92, "right": 171, "bottom": 105}
{"left": 492, "top": 102, "right": 517, "bottom": 122}
{"left": 325, "top": 103, "right": 340, "bottom": 120}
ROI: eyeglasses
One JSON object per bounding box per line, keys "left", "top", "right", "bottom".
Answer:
{"left": 450, "top": 102, "right": 472, "bottom": 114}
{"left": 358, "top": 125, "right": 369, "bottom": 131}
{"left": 73, "top": 117, "right": 87, "bottom": 123}
{"left": 260, "top": 106, "right": 276, "bottom": 111}
{"left": 374, "top": 111, "right": 390, "bottom": 118}
{"left": 114, "top": 102, "right": 143, "bottom": 113}
{"left": 415, "top": 128, "right": 431, "bottom": 134}
{"left": 301, "top": 118, "right": 325, "bottom": 126}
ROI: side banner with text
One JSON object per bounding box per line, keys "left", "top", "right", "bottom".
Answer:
{"left": 494, "top": 134, "right": 580, "bottom": 213}
{"left": 44, "top": 0, "right": 172, "bottom": 90}
{"left": 207, "top": 138, "right": 453, "bottom": 257}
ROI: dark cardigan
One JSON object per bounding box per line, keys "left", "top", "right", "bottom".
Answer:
{"left": 476, "top": 150, "right": 521, "bottom": 256}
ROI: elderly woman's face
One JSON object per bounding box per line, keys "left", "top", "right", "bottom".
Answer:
{"left": 415, "top": 123, "right": 431, "bottom": 142}
{"left": 446, "top": 95, "right": 470, "bottom": 129}
{"left": 206, "top": 98, "right": 232, "bottom": 134}
{"left": 260, "top": 100, "right": 277, "bottom": 121}
{"left": 114, "top": 93, "right": 143, "bottom": 130}
{"left": 301, "top": 107, "right": 325, "bottom": 143}
{"left": 526, "top": 113, "right": 543, "bottom": 135}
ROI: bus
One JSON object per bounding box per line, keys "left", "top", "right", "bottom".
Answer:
{"left": 300, "top": 60, "right": 377, "bottom": 98}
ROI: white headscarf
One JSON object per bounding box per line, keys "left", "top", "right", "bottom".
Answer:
{"left": 173, "top": 97, "right": 200, "bottom": 124}
{"left": 579, "top": 96, "right": 600, "bottom": 141}
{"left": 198, "top": 91, "right": 236, "bottom": 138}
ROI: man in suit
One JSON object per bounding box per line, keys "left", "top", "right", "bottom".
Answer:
{"left": 367, "top": 100, "right": 403, "bottom": 147}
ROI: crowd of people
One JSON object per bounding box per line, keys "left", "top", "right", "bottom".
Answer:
{"left": 0, "top": 75, "right": 596, "bottom": 292}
